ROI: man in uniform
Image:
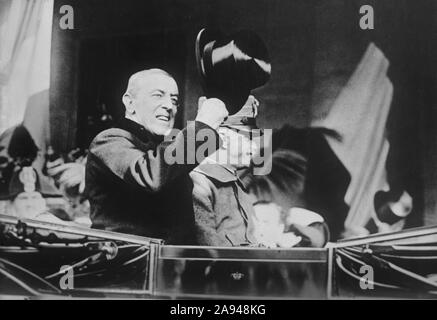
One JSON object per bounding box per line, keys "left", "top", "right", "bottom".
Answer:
{"left": 190, "top": 97, "right": 260, "bottom": 246}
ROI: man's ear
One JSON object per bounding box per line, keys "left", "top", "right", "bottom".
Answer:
{"left": 122, "top": 93, "right": 135, "bottom": 115}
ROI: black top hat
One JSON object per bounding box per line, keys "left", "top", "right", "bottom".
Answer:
{"left": 220, "top": 96, "right": 259, "bottom": 133}
{"left": 195, "top": 28, "right": 271, "bottom": 115}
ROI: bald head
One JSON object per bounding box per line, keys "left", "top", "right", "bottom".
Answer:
{"left": 122, "top": 68, "right": 179, "bottom": 136}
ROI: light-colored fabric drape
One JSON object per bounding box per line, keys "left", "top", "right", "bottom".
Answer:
{"left": 0, "top": 0, "right": 53, "bottom": 149}
{"left": 312, "top": 43, "right": 393, "bottom": 236}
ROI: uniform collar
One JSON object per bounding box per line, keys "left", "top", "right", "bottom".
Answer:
{"left": 195, "top": 162, "right": 238, "bottom": 184}
{"left": 195, "top": 162, "right": 248, "bottom": 192}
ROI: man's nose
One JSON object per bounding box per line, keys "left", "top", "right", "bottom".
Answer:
{"left": 161, "top": 97, "right": 175, "bottom": 112}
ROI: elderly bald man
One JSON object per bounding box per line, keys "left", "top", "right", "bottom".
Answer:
{"left": 85, "top": 69, "right": 228, "bottom": 243}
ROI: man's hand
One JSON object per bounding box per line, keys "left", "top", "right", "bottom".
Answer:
{"left": 47, "top": 158, "right": 86, "bottom": 193}
{"left": 195, "top": 97, "right": 228, "bottom": 130}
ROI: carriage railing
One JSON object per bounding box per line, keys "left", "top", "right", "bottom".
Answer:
{"left": 328, "top": 225, "right": 437, "bottom": 299}
{"left": 0, "top": 214, "right": 329, "bottom": 299}
{"left": 0, "top": 214, "right": 162, "bottom": 298}
{"left": 2, "top": 214, "right": 437, "bottom": 299}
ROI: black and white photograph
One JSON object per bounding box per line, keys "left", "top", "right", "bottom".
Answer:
{"left": 1, "top": 0, "right": 437, "bottom": 303}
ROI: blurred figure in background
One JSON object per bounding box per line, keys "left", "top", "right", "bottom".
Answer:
{"left": 0, "top": 124, "right": 91, "bottom": 226}
{"left": 246, "top": 149, "right": 329, "bottom": 248}
{"left": 0, "top": 124, "right": 40, "bottom": 195}
{"left": 2, "top": 166, "right": 69, "bottom": 224}
{"left": 44, "top": 147, "right": 91, "bottom": 226}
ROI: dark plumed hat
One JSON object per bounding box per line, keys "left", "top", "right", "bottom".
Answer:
{"left": 8, "top": 125, "right": 39, "bottom": 165}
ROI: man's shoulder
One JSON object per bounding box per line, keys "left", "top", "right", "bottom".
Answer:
{"left": 190, "top": 170, "right": 216, "bottom": 199}
{"left": 192, "top": 164, "right": 237, "bottom": 184}
{"left": 89, "top": 127, "right": 145, "bottom": 153}
{"left": 91, "top": 127, "right": 133, "bottom": 144}
{"left": 190, "top": 169, "right": 213, "bottom": 188}
{"left": 87, "top": 127, "right": 145, "bottom": 168}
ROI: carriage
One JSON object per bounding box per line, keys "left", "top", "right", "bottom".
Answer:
{"left": 1, "top": 214, "right": 437, "bottom": 299}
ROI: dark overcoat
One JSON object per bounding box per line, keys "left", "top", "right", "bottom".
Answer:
{"left": 85, "top": 118, "right": 219, "bottom": 244}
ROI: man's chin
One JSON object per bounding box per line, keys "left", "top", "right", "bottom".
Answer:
{"left": 150, "top": 124, "right": 173, "bottom": 136}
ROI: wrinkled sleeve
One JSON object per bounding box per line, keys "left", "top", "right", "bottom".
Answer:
{"left": 89, "top": 121, "right": 220, "bottom": 193}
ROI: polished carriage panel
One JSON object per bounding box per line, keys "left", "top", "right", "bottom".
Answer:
{"left": 155, "top": 245, "right": 328, "bottom": 299}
